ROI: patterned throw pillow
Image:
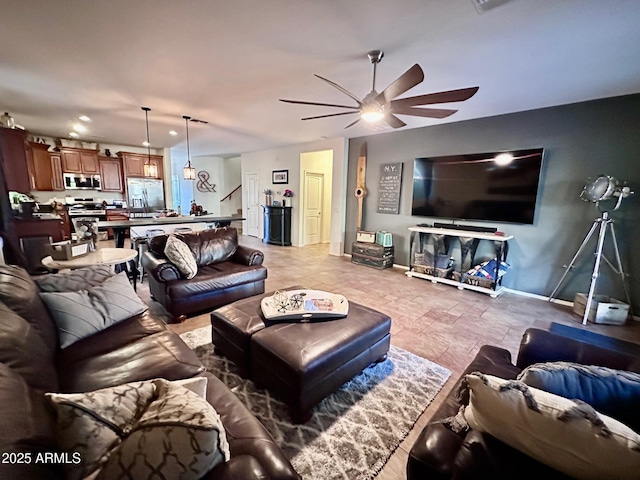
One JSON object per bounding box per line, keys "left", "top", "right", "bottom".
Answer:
{"left": 40, "top": 272, "right": 148, "bottom": 348}
{"left": 47, "top": 377, "right": 229, "bottom": 480}
{"left": 164, "top": 234, "right": 198, "bottom": 279}
{"left": 518, "top": 362, "right": 640, "bottom": 432}
{"left": 460, "top": 373, "right": 640, "bottom": 480}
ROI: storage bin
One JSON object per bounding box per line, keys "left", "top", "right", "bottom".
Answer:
{"left": 47, "top": 240, "right": 90, "bottom": 260}
{"left": 573, "top": 293, "right": 629, "bottom": 325}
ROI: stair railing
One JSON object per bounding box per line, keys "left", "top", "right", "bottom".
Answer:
{"left": 220, "top": 184, "right": 241, "bottom": 202}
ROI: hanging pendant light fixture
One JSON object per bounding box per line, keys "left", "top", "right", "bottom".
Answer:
{"left": 141, "top": 107, "right": 158, "bottom": 178}
{"left": 182, "top": 115, "right": 196, "bottom": 180}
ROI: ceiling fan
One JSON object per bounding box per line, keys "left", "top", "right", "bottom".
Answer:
{"left": 280, "top": 50, "right": 479, "bottom": 129}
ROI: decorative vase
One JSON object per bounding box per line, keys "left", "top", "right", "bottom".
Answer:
{"left": 266, "top": 195, "right": 272, "bottom": 206}
{"left": 282, "top": 199, "right": 286, "bottom": 207}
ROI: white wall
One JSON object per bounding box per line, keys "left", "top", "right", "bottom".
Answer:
{"left": 192, "top": 155, "right": 223, "bottom": 215}
{"left": 241, "top": 137, "right": 348, "bottom": 255}
{"left": 220, "top": 157, "right": 242, "bottom": 217}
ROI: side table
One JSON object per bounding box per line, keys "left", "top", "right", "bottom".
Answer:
{"left": 42, "top": 247, "right": 139, "bottom": 290}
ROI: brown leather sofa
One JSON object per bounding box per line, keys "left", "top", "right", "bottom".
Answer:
{"left": 407, "top": 327, "right": 640, "bottom": 480}
{"left": 0, "top": 265, "right": 299, "bottom": 480}
{"left": 142, "top": 228, "right": 267, "bottom": 321}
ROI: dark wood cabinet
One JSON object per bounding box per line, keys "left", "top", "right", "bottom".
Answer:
{"left": 50, "top": 154, "right": 64, "bottom": 190}
{"left": 119, "top": 152, "right": 164, "bottom": 179}
{"left": 14, "top": 218, "right": 66, "bottom": 243}
{"left": 29, "top": 142, "right": 64, "bottom": 191}
{"left": 99, "top": 156, "right": 123, "bottom": 192}
{"left": 59, "top": 147, "right": 99, "bottom": 174}
{"left": 0, "top": 127, "right": 31, "bottom": 193}
{"left": 263, "top": 205, "right": 292, "bottom": 246}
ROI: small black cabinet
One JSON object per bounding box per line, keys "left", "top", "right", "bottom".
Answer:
{"left": 263, "top": 205, "right": 292, "bottom": 246}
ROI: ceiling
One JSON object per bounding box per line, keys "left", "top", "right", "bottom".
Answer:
{"left": 2, "top": 0, "right": 640, "bottom": 157}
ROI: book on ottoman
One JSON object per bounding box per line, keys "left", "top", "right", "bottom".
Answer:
{"left": 260, "top": 289, "right": 349, "bottom": 322}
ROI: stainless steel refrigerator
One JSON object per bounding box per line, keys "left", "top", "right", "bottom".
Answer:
{"left": 126, "top": 178, "right": 165, "bottom": 212}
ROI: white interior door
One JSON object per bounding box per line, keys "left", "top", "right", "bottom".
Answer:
{"left": 304, "top": 171, "right": 323, "bottom": 245}
{"left": 245, "top": 172, "right": 260, "bottom": 237}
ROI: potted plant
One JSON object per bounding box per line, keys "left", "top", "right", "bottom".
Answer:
{"left": 283, "top": 189, "right": 293, "bottom": 206}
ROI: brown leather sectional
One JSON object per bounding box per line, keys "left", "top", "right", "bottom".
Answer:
{"left": 142, "top": 227, "right": 267, "bottom": 321}
{"left": 0, "top": 265, "right": 299, "bottom": 480}
{"left": 407, "top": 328, "right": 640, "bottom": 479}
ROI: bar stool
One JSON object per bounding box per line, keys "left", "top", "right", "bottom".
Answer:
{"left": 133, "top": 229, "right": 166, "bottom": 282}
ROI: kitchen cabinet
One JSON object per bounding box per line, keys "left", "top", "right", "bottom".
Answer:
{"left": 29, "top": 142, "right": 64, "bottom": 191}
{"left": 14, "top": 218, "right": 66, "bottom": 243}
{"left": 99, "top": 156, "right": 124, "bottom": 192}
{"left": 50, "top": 154, "right": 64, "bottom": 190}
{"left": 0, "top": 126, "right": 31, "bottom": 193}
{"left": 119, "top": 151, "right": 164, "bottom": 179}
{"left": 59, "top": 147, "right": 100, "bottom": 174}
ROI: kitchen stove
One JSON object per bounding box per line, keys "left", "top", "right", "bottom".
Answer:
{"left": 65, "top": 197, "right": 107, "bottom": 219}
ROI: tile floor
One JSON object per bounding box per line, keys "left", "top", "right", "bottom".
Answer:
{"left": 138, "top": 235, "right": 639, "bottom": 480}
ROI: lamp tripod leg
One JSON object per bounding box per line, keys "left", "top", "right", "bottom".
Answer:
{"left": 582, "top": 215, "right": 610, "bottom": 325}
{"left": 549, "top": 219, "right": 600, "bottom": 301}
{"left": 609, "top": 223, "right": 634, "bottom": 317}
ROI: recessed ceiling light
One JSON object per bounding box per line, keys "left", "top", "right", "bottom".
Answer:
{"left": 169, "top": 130, "right": 178, "bottom": 136}
{"left": 78, "top": 115, "right": 91, "bottom": 122}
{"left": 142, "top": 141, "right": 150, "bottom": 147}
{"left": 72, "top": 123, "right": 87, "bottom": 133}
{"left": 69, "top": 132, "right": 80, "bottom": 138}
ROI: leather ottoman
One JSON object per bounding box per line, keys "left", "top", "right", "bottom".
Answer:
{"left": 210, "top": 289, "right": 392, "bottom": 422}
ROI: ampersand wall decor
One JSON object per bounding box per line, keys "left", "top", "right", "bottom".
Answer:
{"left": 196, "top": 170, "right": 217, "bottom": 192}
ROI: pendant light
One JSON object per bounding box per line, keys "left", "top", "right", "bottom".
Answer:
{"left": 182, "top": 115, "right": 196, "bottom": 180}
{"left": 141, "top": 107, "right": 158, "bottom": 178}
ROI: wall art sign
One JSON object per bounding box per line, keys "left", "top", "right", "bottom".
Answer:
{"left": 272, "top": 169, "right": 288, "bottom": 184}
{"left": 196, "top": 170, "right": 216, "bottom": 192}
{"left": 377, "top": 162, "right": 403, "bottom": 214}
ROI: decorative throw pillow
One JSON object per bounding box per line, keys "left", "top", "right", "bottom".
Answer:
{"left": 518, "top": 362, "right": 640, "bottom": 432}
{"left": 47, "top": 378, "right": 228, "bottom": 480}
{"left": 164, "top": 234, "right": 198, "bottom": 279}
{"left": 460, "top": 373, "right": 640, "bottom": 480}
{"left": 35, "top": 265, "right": 115, "bottom": 292}
{"left": 40, "top": 272, "right": 148, "bottom": 348}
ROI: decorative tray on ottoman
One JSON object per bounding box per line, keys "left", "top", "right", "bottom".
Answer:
{"left": 260, "top": 289, "right": 349, "bottom": 322}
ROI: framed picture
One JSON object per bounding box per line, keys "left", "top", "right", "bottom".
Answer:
{"left": 272, "top": 169, "right": 288, "bottom": 184}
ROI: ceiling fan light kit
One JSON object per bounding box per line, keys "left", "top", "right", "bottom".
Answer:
{"left": 280, "top": 50, "right": 479, "bottom": 129}
{"left": 182, "top": 115, "right": 196, "bottom": 181}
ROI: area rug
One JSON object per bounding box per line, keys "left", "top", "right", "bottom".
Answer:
{"left": 181, "top": 325, "right": 450, "bottom": 480}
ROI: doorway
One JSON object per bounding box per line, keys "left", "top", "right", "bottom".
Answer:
{"left": 299, "top": 150, "right": 333, "bottom": 246}
{"left": 303, "top": 171, "right": 324, "bottom": 245}
{"left": 245, "top": 172, "right": 260, "bottom": 238}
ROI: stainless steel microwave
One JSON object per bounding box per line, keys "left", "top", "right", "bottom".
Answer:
{"left": 63, "top": 174, "right": 101, "bottom": 190}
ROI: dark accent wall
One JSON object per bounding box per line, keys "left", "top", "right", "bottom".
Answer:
{"left": 347, "top": 94, "right": 640, "bottom": 311}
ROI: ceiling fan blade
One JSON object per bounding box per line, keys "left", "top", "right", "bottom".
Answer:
{"left": 376, "top": 64, "right": 424, "bottom": 104}
{"left": 391, "top": 86, "right": 479, "bottom": 108}
{"left": 279, "top": 99, "right": 359, "bottom": 110}
{"left": 344, "top": 118, "right": 361, "bottom": 129}
{"left": 314, "top": 74, "right": 363, "bottom": 106}
{"left": 302, "top": 111, "right": 358, "bottom": 120}
{"left": 391, "top": 106, "right": 458, "bottom": 119}
{"left": 384, "top": 114, "right": 407, "bottom": 129}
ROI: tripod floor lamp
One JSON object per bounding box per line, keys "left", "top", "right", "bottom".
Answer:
{"left": 549, "top": 175, "right": 633, "bottom": 325}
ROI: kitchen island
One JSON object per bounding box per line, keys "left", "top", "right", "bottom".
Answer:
{"left": 98, "top": 215, "right": 244, "bottom": 248}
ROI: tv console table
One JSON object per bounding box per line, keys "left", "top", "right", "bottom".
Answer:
{"left": 405, "top": 226, "right": 513, "bottom": 297}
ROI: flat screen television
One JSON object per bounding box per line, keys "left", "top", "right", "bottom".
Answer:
{"left": 411, "top": 148, "right": 544, "bottom": 225}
